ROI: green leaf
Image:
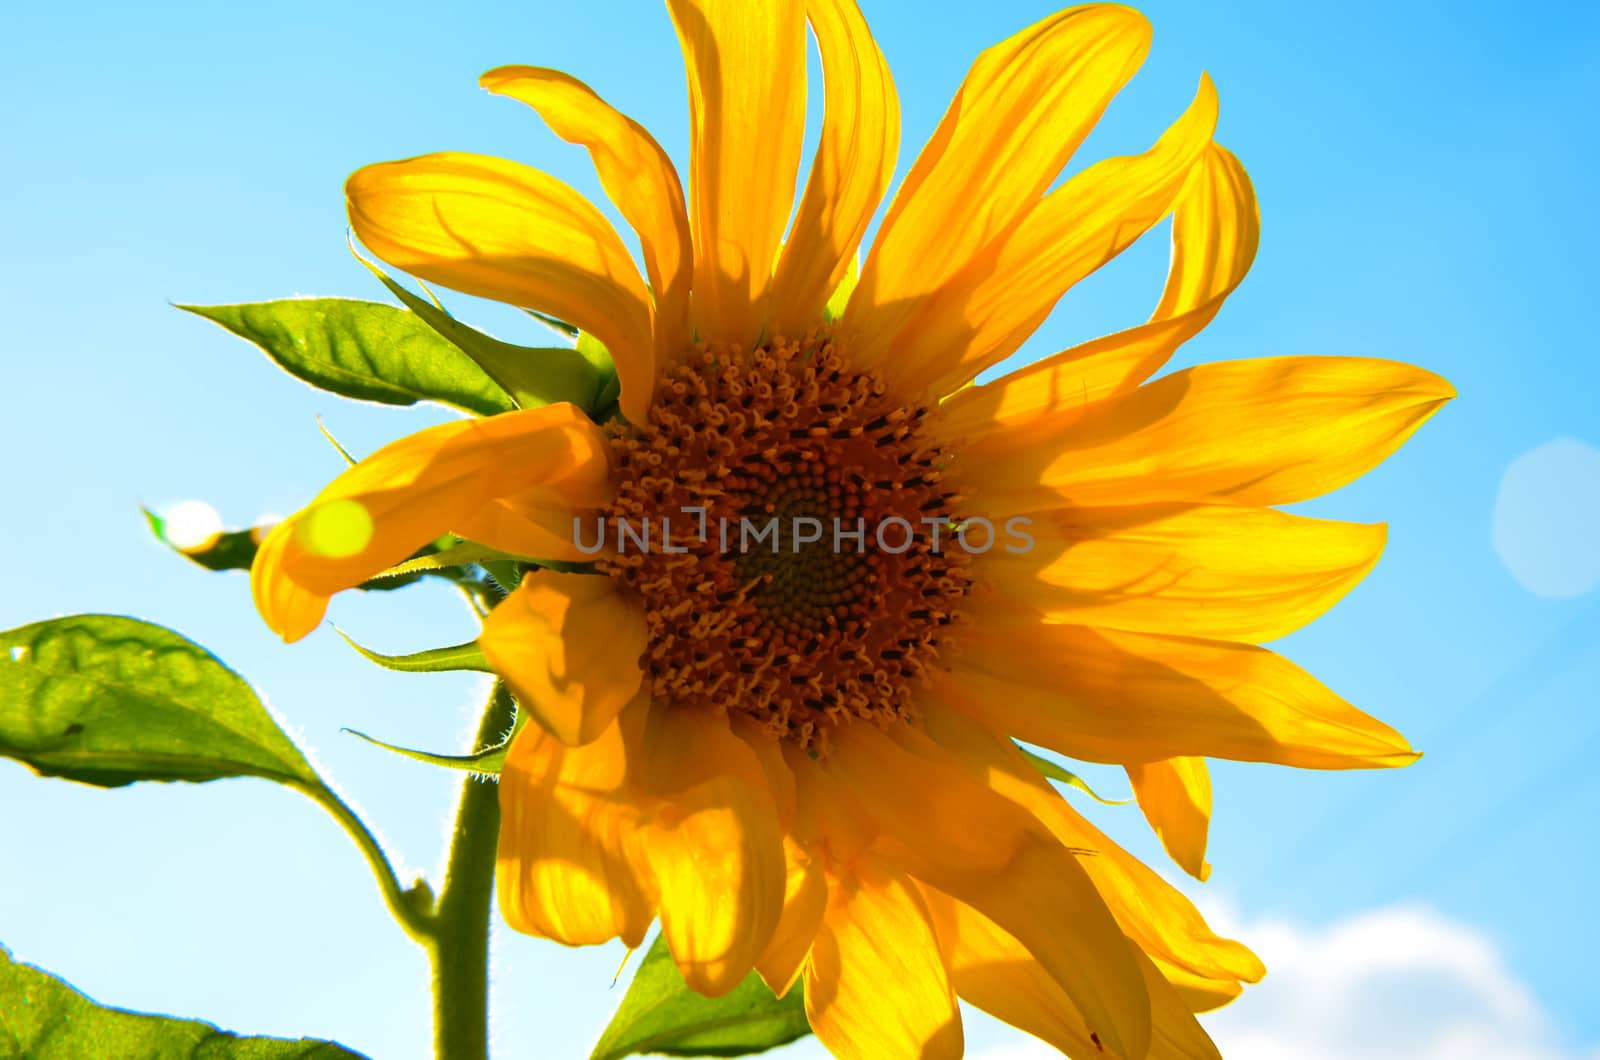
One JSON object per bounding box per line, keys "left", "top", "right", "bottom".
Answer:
{"left": 178, "top": 298, "right": 515, "bottom": 417}
{"left": 591, "top": 935, "right": 810, "bottom": 1059}
{"left": 0, "top": 615, "right": 318, "bottom": 789}
{"left": 358, "top": 258, "right": 605, "bottom": 413}
{"left": 335, "top": 630, "right": 493, "bottom": 674}
{"left": 0, "top": 941, "right": 366, "bottom": 1058}
{"left": 1019, "top": 747, "right": 1132, "bottom": 806}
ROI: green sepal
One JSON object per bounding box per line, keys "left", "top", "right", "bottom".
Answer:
{"left": 342, "top": 729, "right": 513, "bottom": 777}
{"left": 143, "top": 507, "right": 262, "bottom": 574}
{"left": 354, "top": 250, "right": 605, "bottom": 414}
{"left": 523, "top": 308, "right": 580, "bottom": 337}
{"left": 577, "top": 330, "right": 623, "bottom": 420}
{"left": 178, "top": 298, "right": 515, "bottom": 416}
{"left": 0, "top": 615, "right": 319, "bottom": 789}
{"left": 366, "top": 539, "right": 524, "bottom": 581}
{"left": 591, "top": 934, "right": 810, "bottom": 1059}
{"left": 0, "top": 942, "right": 366, "bottom": 1058}
{"left": 1019, "top": 746, "right": 1132, "bottom": 805}
{"left": 343, "top": 706, "right": 526, "bottom": 777}
{"left": 335, "top": 629, "right": 494, "bottom": 674}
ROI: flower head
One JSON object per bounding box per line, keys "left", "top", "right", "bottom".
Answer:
{"left": 252, "top": 3, "right": 1453, "bottom": 1056}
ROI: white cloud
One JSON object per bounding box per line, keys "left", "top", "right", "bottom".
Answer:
{"left": 1200, "top": 903, "right": 1595, "bottom": 1060}
{"left": 971, "top": 903, "right": 1594, "bottom": 1060}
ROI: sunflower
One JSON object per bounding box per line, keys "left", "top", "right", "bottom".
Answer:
{"left": 250, "top": 2, "right": 1452, "bottom": 1057}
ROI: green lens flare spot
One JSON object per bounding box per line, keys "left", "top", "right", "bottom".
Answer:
{"left": 296, "top": 499, "right": 375, "bottom": 558}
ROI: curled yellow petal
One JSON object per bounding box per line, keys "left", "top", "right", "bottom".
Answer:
{"left": 640, "top": 706, "right": 786, "bottom": 996}
{"left": 941, "top": 142, "right": 1260, "bottom": 441}
{"left": 890, "top": 74, "right": 1219, "bottom": 397}
{"left": 250, "top": 404, "right": 612, "bottom": 642}
{"left": 478, "top": 572, "right": 647, "bottom": 746}
{"left": 480, "top": 65, "right": 692, "bottom": 359}
{"left": 346, "top": 151, "right": 657, "bottom": 422}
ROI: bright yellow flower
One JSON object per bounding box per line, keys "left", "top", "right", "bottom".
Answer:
{"left": 252, "top": 3, "right": 1452, "bottom": 1057}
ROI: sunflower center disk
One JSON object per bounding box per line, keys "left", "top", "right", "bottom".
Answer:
{"left": 600, "top": 336, "right": 972, "bottom": 750}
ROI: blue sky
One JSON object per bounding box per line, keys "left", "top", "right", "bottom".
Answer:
{"left": 2, "top": 1, "right": 1597, "bottom": 1057}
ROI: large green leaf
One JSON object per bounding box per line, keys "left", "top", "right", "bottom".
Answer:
{"left": 0, "top": 615, "right": 317, "bottom": 788}
{"left": 0, "top": 942, "right": 365, "bottom": 1058}
{"left": 179, "top": 298, "right": 515, "bottom": 416}
{"left": 591, "top": 935, "right": 810, "bottom": 1059}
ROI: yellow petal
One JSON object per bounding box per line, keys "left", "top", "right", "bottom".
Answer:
{"left": 480, "top": 66, "right": 694, "bottom": 361}
{"left": 842, "top": 4, "right": 1150, "bottom": 373}
{"left": 889, "top": 74, "right": 1218, "bottom": 397}
{"left": 919, "top": 701, "right": 1264, "bottom": 985}
{"left": 951, "top": 356, "right": 1454, "bottom": 514}
{"left": 783, "top": 741, "right": 877, "bottom": 866}
{"left": 804, "top": 858, "right": 963, "bottom": 1060}
{"left": 939, "top": 617, "right": 1416, "bottom": 768}
{"left": 667, "top": 0, "right": 807, "bottom": 347}
{"left": 346, "top": 152, "right": 657, "bottom": 422}
{"left": 1127, "top": 758, "right": 1213, "bottom": 881}
{"left": 767, "top": 0, "right": 899, "bottom": 336}
{"left": 978, "top": 503, "right": 1387, "bottom": 642}
{"left": 755, "top": 837, "right": 827, "bottom": 998}
{"left": 478, "top": 573, "right": 647, "bottom": 746}
{"left": 640, "top": 706, "right": 786, "bottom": 996}
{"left": 496, "top": 693, "right": 657, "bottom": 948}
{"left": 452, "top": 490, "right": 604, "bottom": 563}
{"left": 250, "top": 404, "right": 611, "bottom": 642}
{"left": 250, "top": 520, "right": 338, "bottom": 643}
{"left": 731, "top": 713, "right": 798, "bottom": 828}
{"left": 939, "top": 143, "right": 1259, "bottom": 442}
{"left": 1153, "top": 958, "right": 1245, "bottom": 1014}
{"left": 828, "top": 722, "right": 1152, "bottom": 1059}
{"left": 920, "top": 885, "right": 1222, "bottom": 1060}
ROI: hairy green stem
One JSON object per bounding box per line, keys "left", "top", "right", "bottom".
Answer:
{"left": 425, "top": 681, "right": 515, "bottom": 1060}
{"left": 308, "top": 679, "right": 512, "bottom": 1057}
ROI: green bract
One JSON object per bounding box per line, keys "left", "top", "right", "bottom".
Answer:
{"left": 362, "top": 264, "right": 609, "bottom": 415}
